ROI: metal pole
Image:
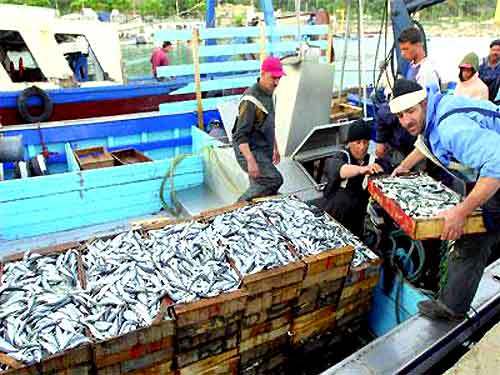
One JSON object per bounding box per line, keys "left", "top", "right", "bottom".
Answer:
{"left": 358, "top": 0, "right": 368, "bottom": 119}
{"left": 338, "top": 0, "right": 351, "bottom": 99}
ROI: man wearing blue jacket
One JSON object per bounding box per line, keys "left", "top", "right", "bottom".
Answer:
{"left": 389, "top": 79, "right": 500, "bottom": 321}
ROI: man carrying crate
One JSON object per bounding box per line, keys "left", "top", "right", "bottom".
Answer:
{"left": 389, "top": 78, "right": 500, "bottom": 321}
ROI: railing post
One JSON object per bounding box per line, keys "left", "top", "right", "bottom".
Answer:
{"left": 326, "top": 22, "right": 334, "bottom": 63}
{"left": 259, "top": 22, "right": 267, "bottom": 62}
{"left": 192, "top": 28, "right": 204, "bottom": 130}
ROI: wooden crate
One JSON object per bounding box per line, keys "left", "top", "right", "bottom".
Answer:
{"left": 345, "top": 257, "right": 382, "bottom": 287}
{"left": 111, "top": 149, "right": 152, "bottom": 165}
{"left": 296, "top": 246, "right": 354, "bottom": 316}
{"left": 367, "top": 179, "right": 485, "bottom": 240}
{"left": 0, "top": 344, "right": 93, "bottom": 375}
{"left": 178, "top": 350, "right": 238, "bottom": 375}
{"left": 167, "top": 290, "right": 247, "bottom": 369}
{"left": 94, "top": 319, "right": 175, "bottom": 374}
{"left": 240, "top": 352, "right": 288, "bottom": 375}
{"left": 0, "top": 244, "right": 93, "bottom": 375}
{"left": 340, "top": 275, "right": 379, "bottom": 302}
{"left": 74, "top": 146, "right": 115, "bottom": 170}
{"left": 290, "top": 305, "right": 336, "bottom": 346}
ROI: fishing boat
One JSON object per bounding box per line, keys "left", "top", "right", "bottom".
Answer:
{"left": 1, "top": 55, "right": 499, "bottom": 375}
{"left": 0, "top": 5, "right": 250, "bottom": 126}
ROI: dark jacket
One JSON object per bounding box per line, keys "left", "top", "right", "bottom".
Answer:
{"left": 319, "top": 149, "right": 370, "bottom": 237}
{"left": 479, "top": 57, "right": 500, "bottom": 102}
{"left": 232, "top": 82, "right": 275, "bottom": 156}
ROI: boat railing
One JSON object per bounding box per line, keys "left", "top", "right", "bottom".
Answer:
{"left": 155, "top": 24, "right": 333, "bottom": 128}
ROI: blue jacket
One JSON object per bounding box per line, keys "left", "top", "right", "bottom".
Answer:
{"left": 424, "top": 92, "right": 500, "bottom": 179}
{"left": 479, "top": 57, "right": 500, "bottom": 101}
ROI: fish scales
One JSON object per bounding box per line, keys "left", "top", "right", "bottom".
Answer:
{"left": 0, "top": 249, "right": 91, "bottom": 366}
{"left": 373, "top": 174, "right": 460, "bottom": 219}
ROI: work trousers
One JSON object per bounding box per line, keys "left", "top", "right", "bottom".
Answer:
{"left": 440, "top": 230, "right": 500, "bottom": 314}
{"left": 236, "top": 149, "right": 283, "bottom": 202}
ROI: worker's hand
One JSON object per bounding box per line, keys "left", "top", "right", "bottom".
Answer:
{"left": 391, "top": 165, "right": 410, "bottom": 177}
{"left": 375, "top": 143, "right": 388, "bottom": 158}
{"left": 247, "top": 159, "right": 261, "bottom": 179}
{"left": 368, "top": 163, "right": 384, "bottom": 175}
{"left": 273, "top": 147, "right": 281, "bottom": 165}
{"left": 438, "top": 205, "right": 466, "bottom": 241}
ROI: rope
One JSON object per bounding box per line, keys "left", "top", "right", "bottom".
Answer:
{"left": 159, "top": 145, "right": 244, "bottom": 217}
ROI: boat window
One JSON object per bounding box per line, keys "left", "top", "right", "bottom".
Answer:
{"left": 54, "top": 33, "right": 108, "bottom": 82}
{"left": 0, "top": 30, "right": 47, "bottom": 83}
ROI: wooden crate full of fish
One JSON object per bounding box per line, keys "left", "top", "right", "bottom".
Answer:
{"left": 0, "top": 243, "right": 94, "bottom": 375}
{"left": 368, "top": 174, "right": 486, "bottom": 240}
{"left": 79, "top": 232, "right": 177, "bottom": 375}
{"left": 252, "top": 198, "right": 355, "bottom": 315}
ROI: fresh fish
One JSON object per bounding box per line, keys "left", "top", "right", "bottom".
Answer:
{"left": 373, "top": 174, "right": 460, "bottom": 218}
{"left": 0, "top": 250, "right": 91, "bottom": 366}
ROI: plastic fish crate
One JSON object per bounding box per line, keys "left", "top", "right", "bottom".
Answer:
{"left": 367, "top": 178, "right": 485, "bottom": 240}
{"left": 0, "top": 243, "right": 93, "bottom": 375}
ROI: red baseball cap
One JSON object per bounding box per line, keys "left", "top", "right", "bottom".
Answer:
{"left": 261, "top": 56, "right": 285, "bottom": 78}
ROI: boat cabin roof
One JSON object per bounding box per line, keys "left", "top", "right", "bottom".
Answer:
{"left": 0, "top": 5, "right": 123, "bottom": 91}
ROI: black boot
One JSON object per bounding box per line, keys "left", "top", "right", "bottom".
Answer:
{"left": 418, "top": 300, "right": 466, "bottom": 322}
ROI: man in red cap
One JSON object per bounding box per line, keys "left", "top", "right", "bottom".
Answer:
{"left": 232, "top": 56, "right": 285, "bottom": 201}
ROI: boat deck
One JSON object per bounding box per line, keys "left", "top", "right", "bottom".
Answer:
{"left": 322, "top": 258, "right": 500, "bottom": 375}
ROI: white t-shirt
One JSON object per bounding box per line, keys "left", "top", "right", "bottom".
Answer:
{"left": 408, "top": 57, "right": 441, "bottom": 90}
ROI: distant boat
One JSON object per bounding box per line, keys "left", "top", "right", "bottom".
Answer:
{"left": 0, "top": 5, "right": 246, "bottom": 126}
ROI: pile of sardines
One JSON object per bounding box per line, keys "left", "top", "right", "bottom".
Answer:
{"left": 0, "top": 197, "right": 376, "bottom": 368}
{"left": 372, "top": 174, "right": 460, "bottom": 218}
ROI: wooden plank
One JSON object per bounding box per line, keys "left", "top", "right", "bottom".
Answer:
{"left": 243, "top": 261, "right": 305, "bottom": 296}
{"left": 367, "top": 179, "right": 485, "bottom": 239}
{"left": 266, "top": 24, "right": 329, "bottom": 37}
{"left": 176, "top": 335, "right": 238, "bottom": 368}
{"left": 302, "top": 246, "right": 353, "bottom": 275}
{"left": 94, "top": 320, "right": 175, "bottom": 369}
{"left": 125, "top": 360, "right": 174, "bottom": 375}
{"left": 239, "top": 324, "right": 290, "bottom": 353}
{"left": 345, "top": 258, "right": 382, "bottom": 286}
{"left": 0, "top": 354, "right": 23, "bottom": 369}
{"left": 291, "top": 305, "right": 336, "bottom": 345}
{"left": 1, "top": 241, "right": 81, "bottom": 263}
{"left": 191, "top": 28, "right": 203, "bottom": 130}
{"left": 159, "top": 95, "right": 241, "bottom": 115}
{"left": 177, "top": 349, "right": 238, "bottom": 375}
{"left": 340, "top": 276, "right": 379, "bottom": 301}
{"left": 173, "top": 290, "right": 247, "bottom": 328}
{"left": 241, "top": 313, "right": 292, "bottom": 341}
{"left": 170, "top": 76, "right": 256, "bottom": 95}
{"left": 157, "top": 60, "right": 260, "bottom": 78}
{"left": 199, "top": 26, "right": 261, "bottom": 39}
{"left": 199, "top": 43, "right": 260, "bottom": 58}
{"left": 240, "top": 353, "right": 287, "bottom": 375}
{"left": 177, "top": 320, "right": 240, "bottom": 352}
{"left": 244, "top": 283, "right": 301, "bottom": 318}
{"left": 239, "top": 335, "right": 288, "bottom": 367}
{"left": 301, "top": 265, "right": 349, "bottom": 289}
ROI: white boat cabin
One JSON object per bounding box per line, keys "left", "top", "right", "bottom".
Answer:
{"left": 0, "top": 5, "right": 124, "bottom": 91}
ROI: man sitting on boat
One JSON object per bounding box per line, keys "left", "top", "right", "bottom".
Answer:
{"left": 318, "top": 120, "right": 384, "bottom": 238}
{"left": 150, "top": 41, "right": 173, "bottom": 80}
{"left": 455, "top": 52, "right": 489, "bottom": 101}
{"left": 390, "top": 78, "right": 500, "bottom": 321}
{"left": 232, "top": 56, "right": 285, "bottom": 202}
{"left": 479, "top": 39, "right": 500, "bottom": 102}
